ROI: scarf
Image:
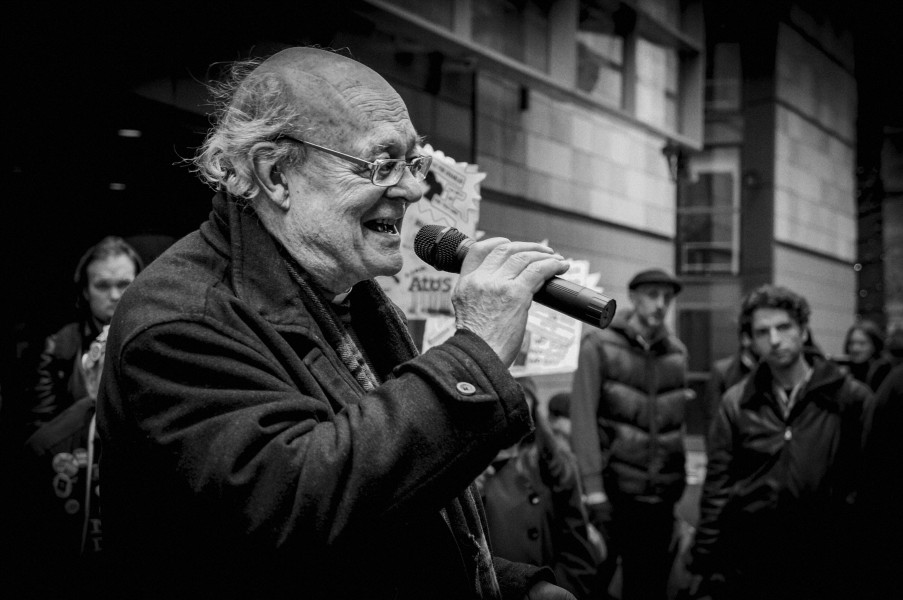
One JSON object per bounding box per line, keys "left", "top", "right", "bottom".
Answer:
{"left": 283, "top": 259, "right": 502, "bottom": 600}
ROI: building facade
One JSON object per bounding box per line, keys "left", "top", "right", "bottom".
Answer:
{"left": 6, "top": 0, "right": 893, "bottom": 436}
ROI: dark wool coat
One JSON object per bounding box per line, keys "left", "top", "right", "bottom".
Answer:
{"left": 96, "top": 193, "right": 548, "bottom": 600}
{"left": 28, "top": 320, "right": 99, "bottom": 434}
{"left": 570, "top": 314, "right": 690, "bottom": 504}
{"left": 690, "top": 355, "right": 872, "bottom": 599}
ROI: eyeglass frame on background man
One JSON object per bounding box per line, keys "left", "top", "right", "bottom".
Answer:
{"left": 273, "top": 134, "right": 432, "bottom": 187}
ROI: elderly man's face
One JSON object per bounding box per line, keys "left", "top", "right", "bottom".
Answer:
{"left": 280, "top": 90, "right": 423, "bottom": 293}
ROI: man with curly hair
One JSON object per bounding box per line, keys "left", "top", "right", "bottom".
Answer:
{"left": 687, "top": 285, "right": 872, "bottom": 600}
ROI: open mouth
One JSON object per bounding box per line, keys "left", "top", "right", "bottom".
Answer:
{"left": 364, "top": 218, "right": 400, "bottom": 235}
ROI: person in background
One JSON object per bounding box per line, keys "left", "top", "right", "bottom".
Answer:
{"left": 546, "top": 392, "right": 574, "bottom": 449}
{"left": 481, "top": 379, "right": 601, "bottom": 599}
{"left": 843, "top": 319, "right": 893, "bottom": 392}
{"left": 26, "top": 236, "right": 141, "bottom": 435}
{"left": 856, "top": 364, "right": 903, "bottom": 599}
{"left": 703, "top": 314, "right": 757, "bottom": 436}
{"left": 96, "top": 47, "right": 574, "bottom": 600}
{"left": 5, "top": 326, "right": 109, "bottom": 598}
{"left": 687, "top": 285, "right": 872, "bottom": 600}
{"left": 570, "top": 268, "right": 691, "bottom": 600}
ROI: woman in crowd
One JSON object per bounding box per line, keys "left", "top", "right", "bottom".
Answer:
{"left": 844, "top": 320, "right": 892, "bottom": 391}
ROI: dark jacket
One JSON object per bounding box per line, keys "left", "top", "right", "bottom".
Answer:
{"left": 691, "top": 355, "right": 872, "bottom": 596}
{"left": 848, "top": 356, "right": 893, "bottom": 392}
{"left": 5, "top": 397, "right": 104, "bottom": 598}
{"left": 703, "top": 350, "right": 756, "bottom": 434}
{"left": 856, "top": 365, "right": 903, "bottom": 599}
{"left": 96, "top": 194, "right": 547, "bottom": 600}
{"left": 482, "top": 415, "right": 600, "bottom": 599}
{"left": 570, "top": 313, "right": 689, "bottom": 504}
{"left": 28, "top": 320, "right": 99, "bottom": 434}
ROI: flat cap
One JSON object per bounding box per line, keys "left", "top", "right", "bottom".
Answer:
{"left": 628, "top": 268, "right": 682, "bottom": 294}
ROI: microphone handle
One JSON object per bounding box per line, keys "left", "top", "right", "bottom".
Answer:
{"left": 533, "top": 277, "right": 616, "bottom": 329}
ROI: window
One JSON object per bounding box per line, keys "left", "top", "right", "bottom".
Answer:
{"left": 676, "top": 149, "right": 740, "bottom": 274}
{"left": 383, "top": 0, "right": 454, "bottom": 30}
{"left": 576, "top": 0, "right": 626, "bottom": 108}
{"left": 635, "top": 37, "right": 680, "bottom": 130}
{"left": 706, "top": 43, "right": 742, "bottom": 112}
{"left": 472, "top": 0, "right": 551, "bottom": 73}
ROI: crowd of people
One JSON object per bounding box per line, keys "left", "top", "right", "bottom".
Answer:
{"left": 1, "top": 47, "right": 900, "bottom": 600}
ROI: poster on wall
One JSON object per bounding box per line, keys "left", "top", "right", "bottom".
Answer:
{"left": 508, "top": 260, "right": 599, "bottom": 378}
{"left": 377, "top": 144, "right": 484, "bottom": 349}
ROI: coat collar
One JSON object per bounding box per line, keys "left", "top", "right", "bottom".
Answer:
{"left": 609, "top": 310, "right": 681, "bottom": 354}
{"left": 740, "top": 352, "right": 848, "bottom": 412}
{"left": 199, "top": 192, "right": 417, "bottom": 376}
{"left": 201, "top": 192, "right": 316, "bottom": 330}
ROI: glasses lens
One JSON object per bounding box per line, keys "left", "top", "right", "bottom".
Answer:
{"left": 372, "top": 160, "right": 406, "bottom": 186}
{"left": 411, "top": 156, "right": 432, "bottom": 181}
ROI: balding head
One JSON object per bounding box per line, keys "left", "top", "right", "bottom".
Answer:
{"left": 252, "top": 47, "right": 409, "bottom": 148}
{"left": 194, "top": 47, "right": 416, "bottom": 199}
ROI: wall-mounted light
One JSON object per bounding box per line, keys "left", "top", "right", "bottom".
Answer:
{"left": 118, "top": 129, "right": 142, "bottom": 138}
{"left": 661, "top": 140, "right": 684, "bottom": 183}
{"left": 742, "top": 169, "right": 760, "bottom": 188}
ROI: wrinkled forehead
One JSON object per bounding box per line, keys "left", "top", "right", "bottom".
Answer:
{"left": 259, "top": 47, "right": 418, "bottom": 151}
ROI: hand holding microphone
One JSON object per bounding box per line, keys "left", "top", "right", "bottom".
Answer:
{"left": 415, "top": 226, "right": 568, "bottom": 365}
{"left": 414, "top": 225, "right": 616, "bottom": 366}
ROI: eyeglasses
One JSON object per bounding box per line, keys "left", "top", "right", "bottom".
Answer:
{"left": 274, "top": 134, "right": 432, "bottom": 187}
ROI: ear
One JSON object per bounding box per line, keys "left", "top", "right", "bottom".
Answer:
{"left": 249, "top": 142, "right": 291, "bottom": 211}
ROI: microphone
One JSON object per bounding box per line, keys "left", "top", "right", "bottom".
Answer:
{"left": 414, "top": 225, "right": 616, "bottom": 329}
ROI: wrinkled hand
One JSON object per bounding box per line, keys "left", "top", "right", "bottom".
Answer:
{"left": 525, "top": 580, "right": 576, "bottom": 600}
{"left": 452, "top": 238, "right": 568, "bottom": 366}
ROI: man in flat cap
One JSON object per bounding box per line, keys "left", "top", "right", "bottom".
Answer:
{"left": 569, "top": 268, "right": 691, "bottom": 599}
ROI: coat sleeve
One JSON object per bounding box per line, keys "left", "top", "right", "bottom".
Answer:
{"left": 689, "top": 393, "right": 737, "bottom": 575}
{"left": 569, "top": 333, "right": 608, "bottom": 497}
{"left": 493, "top": 556, "right": 556, "bottom": 600}
{"left": 28, "top": 331, "right": 78, "bottom": 433}
{"left": 101, "top": 316, "right": 533, "bottom": 551}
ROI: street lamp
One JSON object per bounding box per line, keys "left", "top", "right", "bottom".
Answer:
{"left": 661, "top": 140, "right": 684, "bottom": 184}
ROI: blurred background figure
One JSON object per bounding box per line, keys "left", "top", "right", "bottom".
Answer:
{"left": 703, "top": 314, "right": 758, "bottom": 436}
{"left": 25, "top": 236, "right": 142, "bottom": 436}
{"left": 857, "top": 364, "right": 903, "bottom": 599}
{"left": 570, "top": 268, "right": 691, "bottom": 600}
{"left": 5, "top": 326, "right": 109, "bottom": 598}
{"left": 842, "top": 320, "right": 893, "bottom": 392}
{"left": 688, "top": 285, "right": 871, "bottom": 600}
{"left": 547, "top": 392, "right": 574, "bottom": 449}
{"left": 480, "top": 379, "right": 601, "bottom": 599}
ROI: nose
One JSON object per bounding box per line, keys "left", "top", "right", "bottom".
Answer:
{"left": 768, "top": 328, "right": 781, "bottom": 346}
{"left": 110, "top": 286, "right": 125, "bottom": 301}
{"left": 385, "top": 167, "right": 423, "bottom": 204}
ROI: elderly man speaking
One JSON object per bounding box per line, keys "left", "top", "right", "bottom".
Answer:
{"left": 97, "top": 48, "right": 574, "bottom": 600}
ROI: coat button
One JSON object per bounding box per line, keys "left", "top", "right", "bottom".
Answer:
{"left": 456, "top": 382, "right": 476, "bottom": 395}
{"left": 527, "top": 527, "right": 540, "bottom": 540}
{"left": 784, "top": 428, "right": 792, "bottom": 441}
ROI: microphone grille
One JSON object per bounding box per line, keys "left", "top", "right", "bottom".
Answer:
{"left": 414, "top": 225, "right": 468, "bottom": 273}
